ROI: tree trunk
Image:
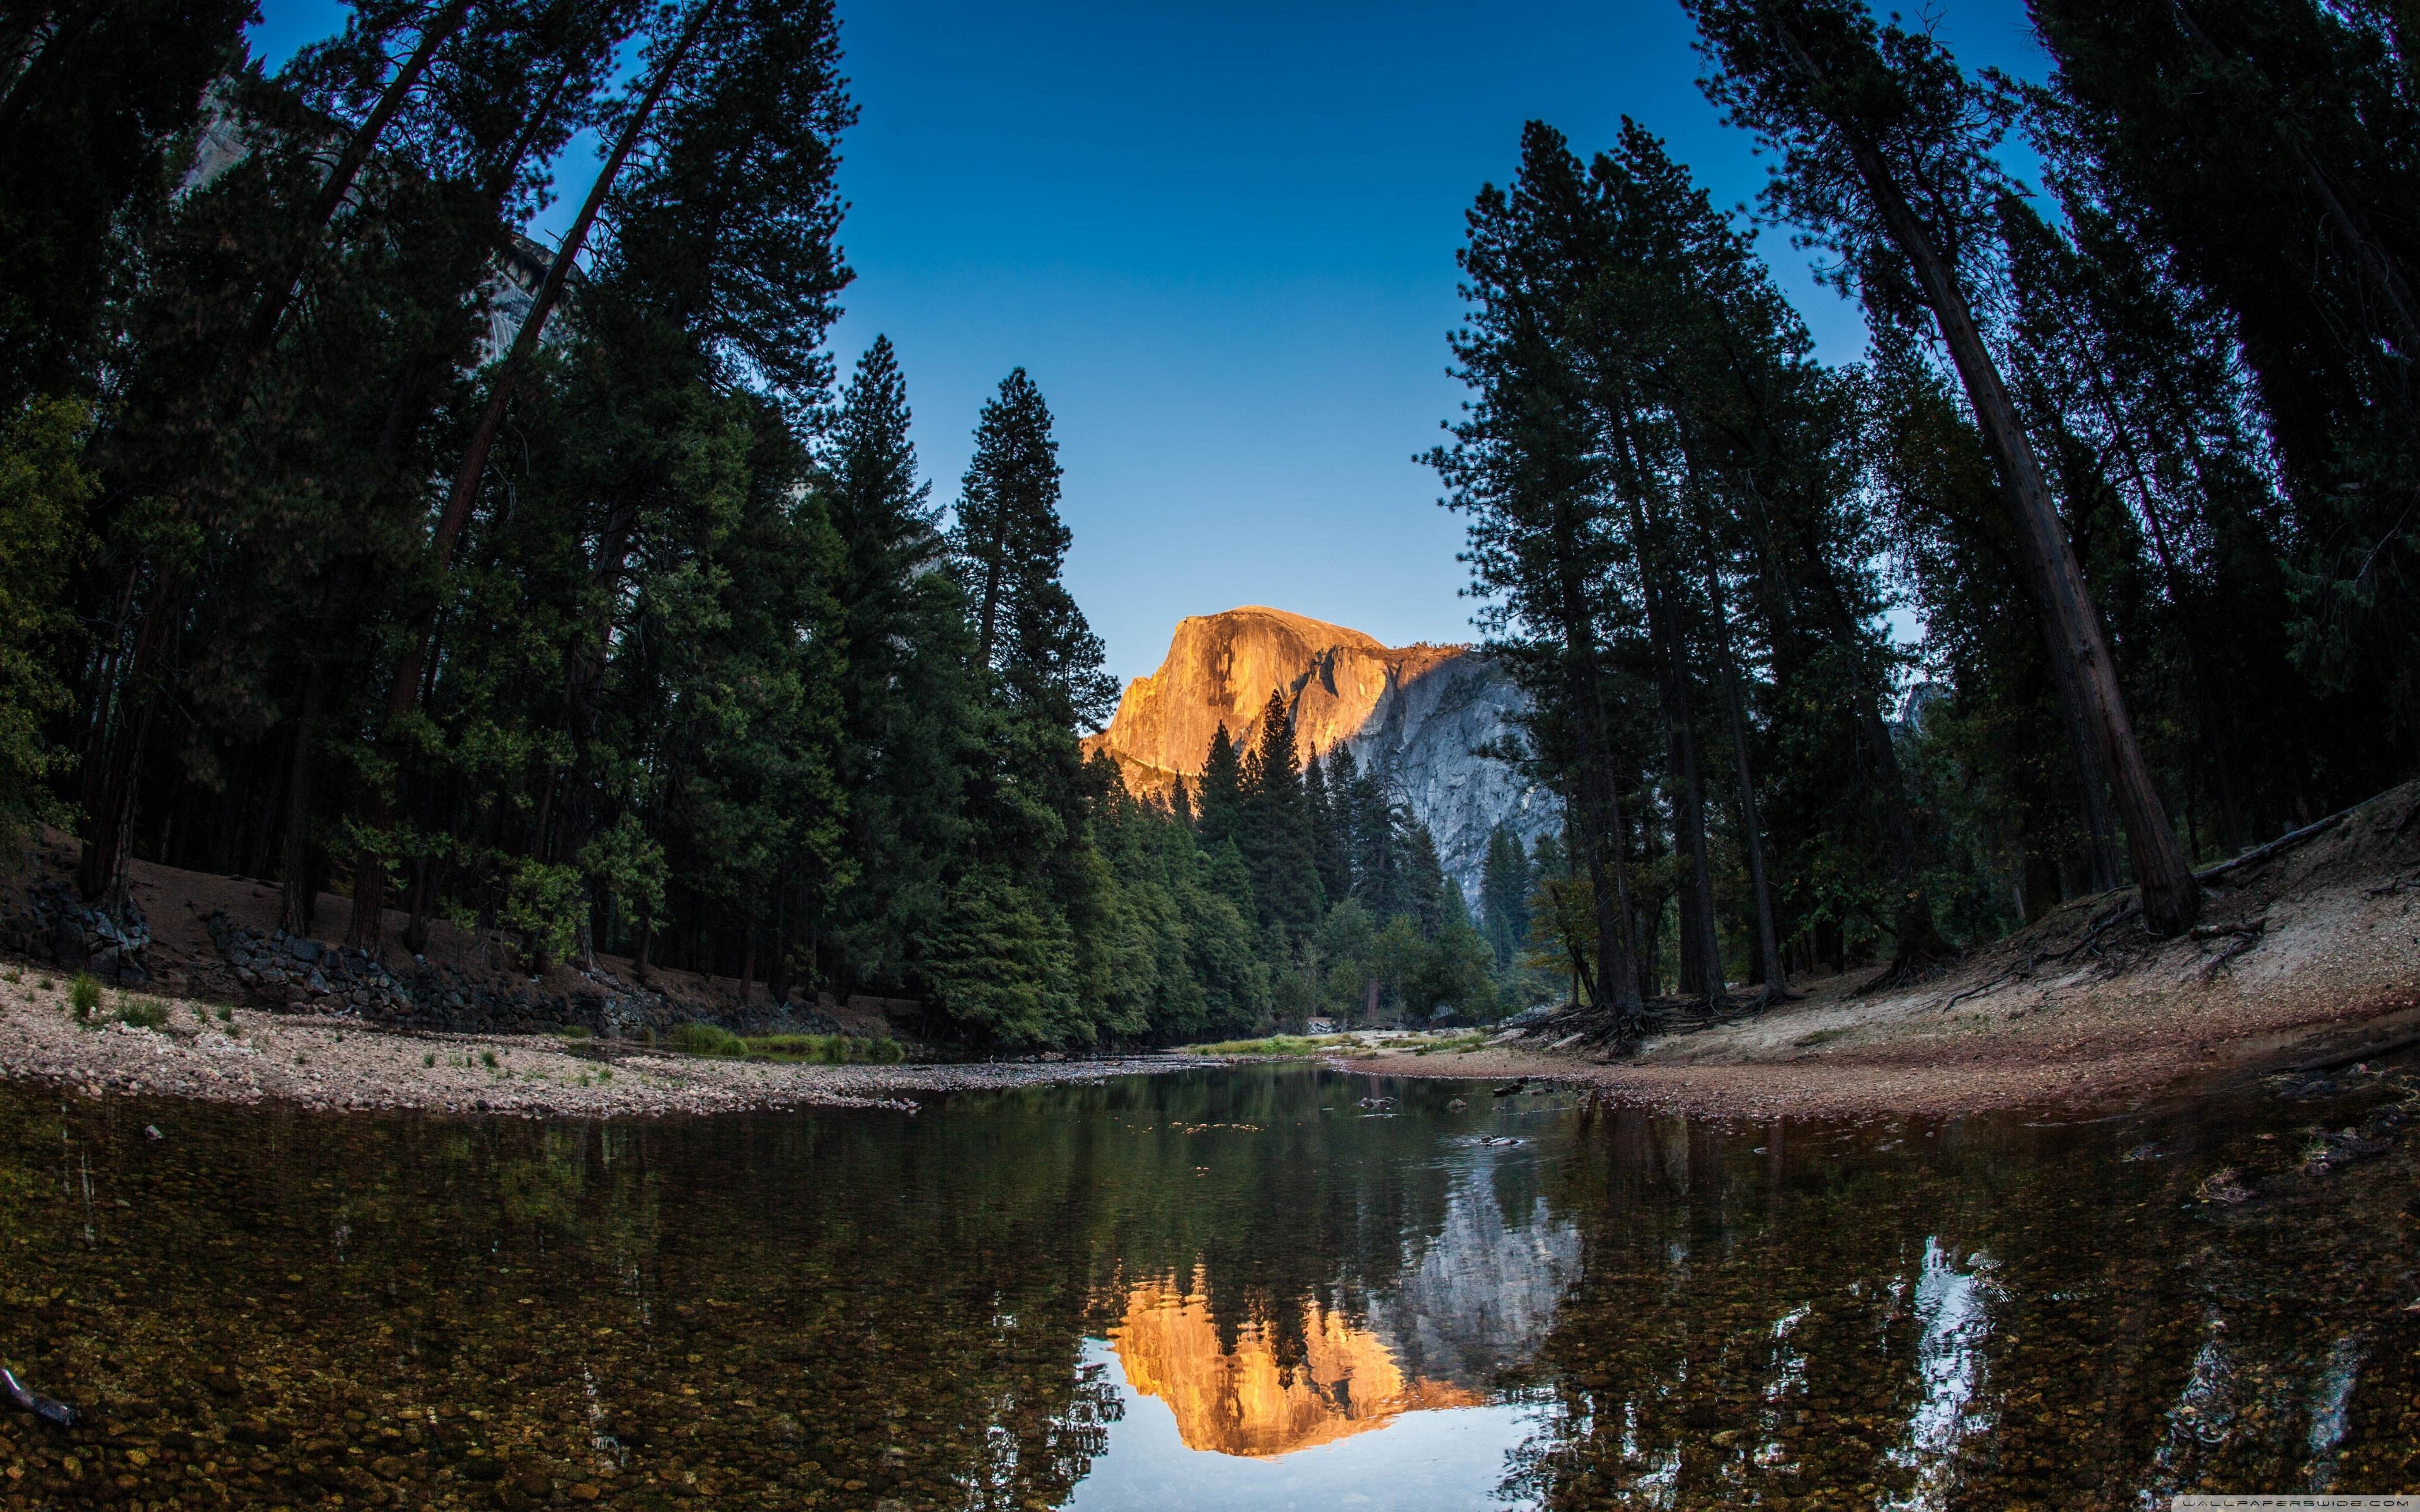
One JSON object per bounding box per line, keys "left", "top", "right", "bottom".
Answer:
{"left": 76, "top": 568, "right": 176, "bottom": 908}
{"left": 1831, "top": 121, "right": 2199, "bottom": 937}
{"left": 277, "top": 658, "right": 329, "bottom": 936}
{"left": 1608, "top": 414, "right": 1722, "bottom": 1010}
{"left": 1698, "top": 527, "right": 1787, "bottom": 1000}
{"left": 350, "top": 0, "right": 722, "bottom": 949}
{"left": 1544, "top": 493, "right": 1644, "bottom": 1026}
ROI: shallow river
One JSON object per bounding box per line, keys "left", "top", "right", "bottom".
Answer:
{"left": 0, "top": 1062, "right": 2415, "bottom": 1510}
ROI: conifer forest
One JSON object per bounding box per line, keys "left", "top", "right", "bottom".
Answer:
{"left": 1, "top": 0, "right": 2414, "bottom": 1050}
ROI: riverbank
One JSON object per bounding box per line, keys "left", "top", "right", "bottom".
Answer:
{"left": 0, "top": 968, "right": 1207, "bottom": 1114}
{"left": 8, "top": 780, "right": 2418, "bottom": 1121}
{"left": 1354, "top": 783, "right": 2420, "bottom": 1118}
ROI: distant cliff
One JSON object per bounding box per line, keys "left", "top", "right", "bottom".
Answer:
{"left": 1081, "top": 607, "right": 1560, "bottom": 897}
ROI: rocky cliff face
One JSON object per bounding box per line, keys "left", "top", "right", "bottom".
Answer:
{"left": 1082, "top": 607, "right": 1560, "bottom": 897}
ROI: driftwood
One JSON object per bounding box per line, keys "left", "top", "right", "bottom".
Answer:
{"left": 1, "top": 1367, "right": 77, "bottom": 1427}
{"left": 2195, "top": 811, "right": 2348, "bottom": 884}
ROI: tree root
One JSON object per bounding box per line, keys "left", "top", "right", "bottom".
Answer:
{"left": 2194, "top": 916, "right": 2267, "bottom": 979}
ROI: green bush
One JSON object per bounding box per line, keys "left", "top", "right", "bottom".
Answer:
{"left": 1190, "top": 1033, "right": 1358, "bottom": 1057}
{"left": 670, "top": 1021, "right": 747, "bottom": 1057}
{"left": 67, "top": 972, "right": 99, "bottom": 1020}
{"left": 737, "top": 1032, "right": 908, "bottom": 1064}
{"left": 115, "top": 997, "right": 168, "bottom": 1029}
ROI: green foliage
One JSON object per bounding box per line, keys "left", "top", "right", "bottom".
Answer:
{"left": 1189, "top": 1033, "right": 1357, "bottom": 1057}
{"left": 742, "top": 1033, "right": 904, "bottom": 1064}
{"left": 501, "top": 859, "right": 585, "bottom": 969}
{"left": 68, "top": 973, "right": 99, "bottom": 1021}
{"left": 23, "top": 0, "right": 2410, "bottom": 1053}
{"left": 579, "top": 816, "right": 668, "bottom": 932}
{"left": 115, "top": 997, "right": 168, "bottom": 1029}
{"left": 670, "top": 1021, "right": 747, "bottom": 1056}
{"left": 0, "top": 397, "right": 92, "bottom": 830}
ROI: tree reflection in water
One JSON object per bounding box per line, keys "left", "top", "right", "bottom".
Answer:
{"left": 0, "top": 1065, "right": 2412, "bottom": 1510}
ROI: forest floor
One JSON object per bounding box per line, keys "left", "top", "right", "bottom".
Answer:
{"left": 1375, "top": 780, "right": 2420, "bottom": 1119}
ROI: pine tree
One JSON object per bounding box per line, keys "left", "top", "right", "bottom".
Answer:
{"left": 1478, "top": 823, "right": 1531, "bottom": 971}
{"left": 822, "top": 336, "right": 978, "bottom": 990}
{"left": 1195, "top": 723, "right": 1243, "bottom": 849}
{"left": 949, "top": 369, "right": 1115, "bottom": 727}
{"left": 1235, "top": 688, "right": 1323, "bottom": 938}
{"left": 1687, "top": 0, "right": 2200, "bottom": 937}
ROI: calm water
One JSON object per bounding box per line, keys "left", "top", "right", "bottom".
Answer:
{"left": 0, "top": 1063, "right": 2415, "bottom": 1510}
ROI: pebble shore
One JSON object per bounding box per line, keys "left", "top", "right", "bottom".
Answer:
{"left": 0, "top": 971, "right": 1210, "bottom": 1116}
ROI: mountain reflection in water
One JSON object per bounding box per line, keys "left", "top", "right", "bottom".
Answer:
{"left": 0, "top": 1062, "right": 2416, "bottom": 1509}
{"left": 1108, "top": 1274, "right": 1483, "bottom": 1457}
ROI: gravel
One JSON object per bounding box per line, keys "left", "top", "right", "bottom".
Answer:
{"left": 0, "top": 974, "right": 1209, "bottom": 1117}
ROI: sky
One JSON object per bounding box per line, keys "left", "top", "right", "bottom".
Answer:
{"left": 250, "top": 0, "right": 2050, "bottom": 691}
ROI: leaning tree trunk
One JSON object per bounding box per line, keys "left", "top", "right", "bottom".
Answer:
{"left": 1832, "top": 124, "right": 2200, "bottom": 937}
{"left": 241, "top": 0, "right": 478, "bottom": 364}
{"left": 349, "top": 0, "right": 723, "bottom": 949}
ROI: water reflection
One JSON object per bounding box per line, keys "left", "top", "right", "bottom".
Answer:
{"left": 1107, "top": 1273, "right": 1482, "bottom": 1457}
{"left": 0, "top": 1063, "right": 2412, "bottom": 1509}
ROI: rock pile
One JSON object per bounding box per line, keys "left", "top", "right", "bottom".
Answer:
{"left": 205, "top": 916, "right": 416, "bottom": 1016}
{"left": 199, "top": 913, "right": 844, "bottom": 1041}
{"left": 0, "top": 878, "right": 152, "bottom": 983}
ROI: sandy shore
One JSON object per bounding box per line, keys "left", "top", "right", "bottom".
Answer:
{"left": 1351, "top": 787, "right": 2420, "bottom": 1118}
{"left": 0, "top": 968, "right": 1209, "bottom": 1116}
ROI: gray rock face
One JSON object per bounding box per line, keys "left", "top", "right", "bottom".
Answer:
{"left": 1083, "top": 606, "right": 1560, "bottom": 898}
{"left": 1339, "top": 645, "right": 1560, "bottom": 902}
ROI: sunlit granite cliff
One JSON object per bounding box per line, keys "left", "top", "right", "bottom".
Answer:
{"left": 1081, "top": 607, "right": 1560, "bottom": 896}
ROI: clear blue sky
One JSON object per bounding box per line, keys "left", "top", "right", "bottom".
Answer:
{"left": 251, "top": 0, "right": 2047, "bottom": 690}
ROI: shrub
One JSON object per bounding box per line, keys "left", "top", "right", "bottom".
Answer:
{"left": 115, "top": 997, "right": 168, "bottom": 1029}
{"left": 423, "top": 1052, "right": 436, "bottom": 1068}
{"left": 1193, "top": 1033, "right": 1354, "bottom": 1057}
{"left": 67, "top": 972, "right": 98, "bottom": 1020}
{"left": 671, "top": 1021, "right": 746, "bottom": 1057}
{"left": 740, "top": 1032, "right": 906, "bottom": 1064}
{"left": 480, "top": 1050, "right": 498, "bottom": 1069}
{"left": 500, "top": 857, "right": 584, "bottom": 968}
{"left": 215, "top": 1005, "right": 233, "bottom": 1022}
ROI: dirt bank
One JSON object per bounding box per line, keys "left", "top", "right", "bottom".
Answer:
{"left": 0, "top": 968, "right": 1206, "bottom": 1116}
{"left": 1354, "top": 783, "right": 2420, "bottom": 1118}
